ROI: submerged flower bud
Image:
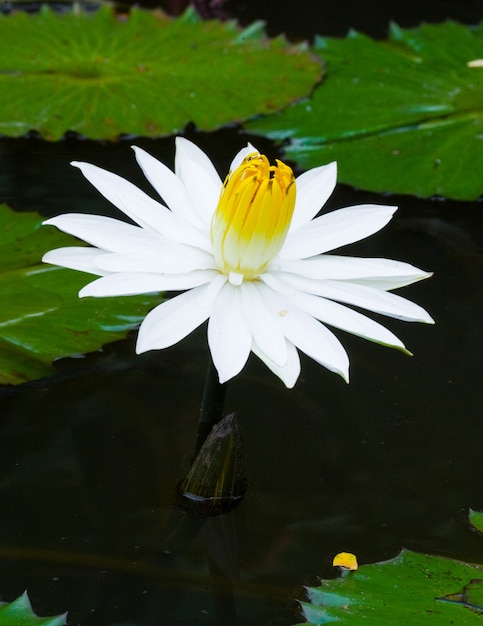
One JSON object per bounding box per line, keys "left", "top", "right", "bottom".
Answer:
{"left": 178, "top": 413, "right": 247, "bottom": 518}
{"left": 211, "top": 152, "right": 296, "bottom": 283}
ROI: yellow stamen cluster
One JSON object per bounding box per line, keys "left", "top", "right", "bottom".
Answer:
{"left": 211, "top": 152, "right": 296, "bottom": 283}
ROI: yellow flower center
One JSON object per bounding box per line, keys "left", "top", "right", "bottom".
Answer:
{"left": 211, "top": 152, "right": 296, "bottom": 284}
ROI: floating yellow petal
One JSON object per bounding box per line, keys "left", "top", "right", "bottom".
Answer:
{"left": 333, "top": 552, "right": 358, "bottom": 570}
{"left": 211, "top": 152, "right": 296, "bottom": 283}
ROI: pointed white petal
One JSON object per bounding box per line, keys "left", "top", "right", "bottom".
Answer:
{"left": 252, "top": 339, "right": 300, "bottom": 388}
{"left": 229, "top": 143, "right": 259, "bottom": 172}
{"left": 71, "top": 161, "right": 210, "bottom": 250}
{"left": 279, "top": 304, "right": 350, "bottom": 382}
{"left": 240, "top": 281, "right": 288, "bottom": 367}
{"left": 208, "top": 284, "right": 252, "bottom": 383}
{"left": 175, "top": 137, "right": 221, "bottom": 226}
{"left": 72, "top": 161, "right": 170, "bottom": 230}
{"left": 136, "top": 275, "right": 227, "bottom": 353}
{"left": 94, "top": 246, "right": 216, "bottom": 274}
{"left": 267, "top": 272, "right": 434, "bottom": 324}
{"left": 42, "top": 246, "right": 109, "bottom": 276}
{"left": 44, "top": 214, "right": 161, "bottom": 253}
{"left": 179, "top": 159, "right": 220, "bottom": 227}
{"left": 284, "top": 289, "right": 409, "bottom": 352}
{"left": 347, "top": 275, "right": 434, "bottom": 290}
{"left": 290, "top": 162, "right": 337, "bottom": 229}
{"left": 175, "top": 137, "right": 222, "bottom": 188}
{"left": 79, "top": 270, "right": 218, "bottom": 298}
{"left": 132, "top": 146, "right": 203, "bottom": 227}
{"left": 279, "top": 255, "right": 432, "bottom": 289}
{"left": 282, "top": 204, "right": 397, "bottom": 259}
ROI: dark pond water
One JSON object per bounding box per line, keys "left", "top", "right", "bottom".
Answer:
{"left": 1, "top": 0, "right": 483, "bottom": 625}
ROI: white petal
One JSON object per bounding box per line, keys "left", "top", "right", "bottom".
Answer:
{"left": 94, "top": 246, "right": 216, "bottom": 274}
{"left": 208, "top": 284, "right": 252, "bottom": 383}
{"left": 229, "top": 143, "right": 259, "bottom": 172}
{"left": 175, "top": 137, "right": 222, "bottom": 188}
{"left": 44, "top": 214, "right": 162, "bottom": 253}
{"left": 279, "top": 255, "right": 432, "bottom": 289}
{"left": 72, "top": 161, "right": 210, "bottom": 250}
{"left": 283, "top": 289, "right": 409, "bottom": 352}
{"left": 175, "top": 137, "right": 221, "bottom": 226}
{"left": 136, "top": 275, "right": 227, "bottom": 353}
{"left": 279, "top": 304, "right": 350, "bottom": 382}
{"left": 240, "top": 281, "right": 288, "bottom": 367}
{"left": 42, "top": 246, "right": 109, "bottom": 276}
{"left": 346, "top": 275, "right": 434, "bottom": 290}
{"left": 282, "top": 204, "right": 397, "bottom": 259}
{"left": 252, "top": 339, "right": 300, "bottom": 388}
{"left": 267, "top": 272, "right": 434, "bottom": 324}
{"left": 79, "top": 270, "right": 219, "bottom": 298}
{"left": 72, "top": 161, "right": 169, "bottom": 230}
{"left": 290, "top": 162, "right": 337, "bottom": 229}
{"left": 132, "top": 146, "right": 202, "bottom": 227}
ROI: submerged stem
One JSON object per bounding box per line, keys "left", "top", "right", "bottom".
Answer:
{"left": 196, "top": 356, "right": 227, "bottom": 454}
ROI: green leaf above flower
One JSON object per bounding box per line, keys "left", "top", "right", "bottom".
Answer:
{"left": 0, "top": 6, "right": 322, "bottom": 140}
{"left": 0, "top": 592, "right": 66, "bottom": 626}
{"left": 295, "top": 549, "right": 483, "bottom": 625}
{"left": 247, "top": 21, "right": 483, "bottom": 201}
{"left": 0, "top": 204, "right": 162, "bottom": 385}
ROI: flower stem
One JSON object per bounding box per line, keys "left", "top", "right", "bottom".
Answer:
{"left": 195, "top": 356, "right": 227, "bottom": 455}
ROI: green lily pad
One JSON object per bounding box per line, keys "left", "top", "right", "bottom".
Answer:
{"left": 295, "top": 549, "right": 483, "bottom": 625}
{"left": 0, "top": 204, "right": 162, "bottom": 385}
{"left": 470, "top": 509, "right": 483, "bottom": 534}
{"left": 0, "top": 592, "right": 66, "bottom": 626}
{"left": 0, "top": 6, "right": 321, "bottom": 140}
{"left": 247, "top": 21, "right": 483, "bottom": 200}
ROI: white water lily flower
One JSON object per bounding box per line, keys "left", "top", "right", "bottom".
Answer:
{"left": 43, "top": 138, "right": 433, "bottom": 388}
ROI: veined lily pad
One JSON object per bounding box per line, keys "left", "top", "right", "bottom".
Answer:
{"left": 0, "top": 204, "right": 162, "bottom": 385}
{"left": 0, "top": 6, "right": 321, "bottom": 140}
{"left": 296, "top": 549, "right": 483, "bottom": 625}
{"left": 248, "top": 21, "right": 483, "bottom": 200}
{"left": 0, "top": 592, "right": 66, "bottom": 626}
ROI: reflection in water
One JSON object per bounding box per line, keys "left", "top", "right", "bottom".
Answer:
{"left": 161, "top": 412, "right": 247, "bottom": 624}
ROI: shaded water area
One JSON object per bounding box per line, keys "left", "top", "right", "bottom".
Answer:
{"left": 1, "top": 0, "right": 483, "bottom": 624}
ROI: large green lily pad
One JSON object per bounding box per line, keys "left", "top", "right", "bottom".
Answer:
{"left": 0, "top": 592, "right": 66, "bottom": 626}
{"left": 0, "top": 6, "right": 321, "bottom": 140}
{"left": 248, "top": 21, "right": 483, "bottom": 200}
{"left": 296, "top": 549, "right": 483, "bottom": 625}
{"left": 0, "top": 204, "right": 162, "bottom": 385}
